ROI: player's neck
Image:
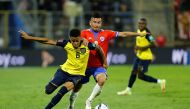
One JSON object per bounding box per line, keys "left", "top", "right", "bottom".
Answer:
{"left": 90, "top": 28, "right": 101, "bottom": 33}
{"left": 139, "top": 28, "right": 146, "bottom": 32}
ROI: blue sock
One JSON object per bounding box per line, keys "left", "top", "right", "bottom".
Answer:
{"left": 140, "top": 74, "right": 157, "bottom": 83}
{"left": 45, "top": 86, "right": 68, "bottom": 109}
{"left": 128, "top": 74, "right": 137, "bottom": 88}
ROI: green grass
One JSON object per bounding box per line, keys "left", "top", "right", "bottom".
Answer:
{"left": 0, "top": 65, "right": 190, "bottom": 109}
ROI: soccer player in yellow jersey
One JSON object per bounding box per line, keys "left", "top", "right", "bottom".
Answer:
{"left": 19, "top": 29, "right": 107, "bottom": 109}
{"left": 117, "top": 18, "right": 166, "bottom": 95}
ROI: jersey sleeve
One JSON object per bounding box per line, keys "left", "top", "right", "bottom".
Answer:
{"left": 145, "top": 28, "right": 151, "bottom": 34}
{"left": 145, "top": 29, "right": 154, "bottom": 43}
{"left": 107, "top": 30, "right": 119, "bottom": 40}
{"left": 56, "top": 39, "right": 68, "bottom": 48}
{"left": 88, "top": 42, "right": 96, "bottom": 50}
{"left": 81, "top": 30, "right": 86, "bottom": 39}
{"left": 147, "top": 35, "right": 155, "bottom": 43}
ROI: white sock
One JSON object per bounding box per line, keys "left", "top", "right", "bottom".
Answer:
{"left": 69, "top": 91, "right": 79, "bottom": 107}
{"left": 157, "top": 79, "right": 161, "bottom": 84}
{"left": 126, "top": 87, "right": 131, "bottom": 91}
{"left": 88, "top": 83, "right": 102, "bottom": 101}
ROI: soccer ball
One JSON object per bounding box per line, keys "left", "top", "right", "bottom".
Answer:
{"left": 95, "top": 103, "right": 109, "bottom": 109}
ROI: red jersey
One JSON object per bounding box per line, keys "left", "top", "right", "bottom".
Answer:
{"left": 81, "top": 29, "right": 118, "bottom": 67}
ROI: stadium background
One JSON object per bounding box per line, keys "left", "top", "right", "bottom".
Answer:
{"left": 0, "top": 0, "right": 190, "bottom": 109}
{"left": 0, "top": 0, "right": 190, "bottom": 67}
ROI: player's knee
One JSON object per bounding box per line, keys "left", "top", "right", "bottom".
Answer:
{"left": 45, "top": 83, "right": 57, "bottom": 95}
{"left": 142, "top": 69, "right": 148, "bottom": 73}
{"left": 45, "top": 87, "right": 54, "bottom": 95}
{"left": 58, "top": 86, "right": 69, "bottom": 96}
{"left": 137, "top": 73, "right": 144, "bottom": 79}
{"left": 97, "top": 81, "right": 104, "bottom": 86}
{"left": 97, "top": 78, "right": 106, "bottom": 86}
{"left": 132, "top": 70, "right": 138, "bottom": 75}
{"left": 95, "top": 73, "right": 107, "bottom": 86}
{"left": 73, "top": 84, "right": 82, "bottom": 92}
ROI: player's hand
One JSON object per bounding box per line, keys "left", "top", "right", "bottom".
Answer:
{"left": 103, "top": 62, "right": 108, "bottom": 69}
{"left": 82, "top": 38, "right": 89, "bottom": 46}
{"left": 18, "top": 30, "right": 31, "bottom": 39}
{"left": 103, "top": 64, "right": 108, "bottom": 69}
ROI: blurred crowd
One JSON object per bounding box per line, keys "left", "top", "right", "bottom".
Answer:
{"left": 174, "top": 0, "right": 190, "bottom": 40}
{"left": 0, "top": 0, "right": 134, "bottom": 49}
{"left": 2, "top": 0, "right": 188, "bottom": 49}
{"left": 16, "top": 0, "right": 132, "bottom": 28}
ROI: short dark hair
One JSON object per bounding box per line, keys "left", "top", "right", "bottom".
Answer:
{"left": 139, "top": 18, "right": 147, "bottom": 22}
{"left": 69, "top": 29, "right": 81, "bottom": 37}
{"left": 91, "top": 12, "right": 102, "bottom": 18}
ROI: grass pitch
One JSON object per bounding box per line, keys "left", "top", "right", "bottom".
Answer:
{"left": 0, "top": 65, "right": 190, "bottom": 109}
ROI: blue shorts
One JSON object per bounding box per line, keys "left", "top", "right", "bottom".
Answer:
{"left": 132, "top": 57, "right": 151, "bottom": 73}
{"left": 50, "top": 68, "right": 83, "bottom": 87}
{"left": 80, "top": 67, "right": 107, "bottom": 84}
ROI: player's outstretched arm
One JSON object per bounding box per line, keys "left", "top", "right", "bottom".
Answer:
{"left": 118, "top": 31, "right": 147, "bottom": 37}
{"left": 19, "top": 30, "right": 56, "bottom": 45}
{"left": 82, "top": 38, "right": 89, "bottom": 46}
{"left": 95, "top": 45, "right": 108, "bottom": 69}
{"left": 136, "top": 44, "right": 156, "bottom": 51}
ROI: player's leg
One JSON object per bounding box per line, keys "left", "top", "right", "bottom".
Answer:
{"left": 45, "top": 75, "right": 83, "bottom": 109}
{"left": 67, "top": 68, "right": 92, "bottom": 109}
{"left": 89, "top": 73, "right": 106, "bottom": 99}
{"left": 137, "top": 60, "right": 166, "bottom": 92}
{"left": 67, "top": 84, "right": 82, "bottom": 109}
{"left": 45, "top": 82, "right": 72, "bottom": 109}
{"left": 117, "top": 58, "right": 139, "bottom": 95}
{"left": 45, "top": 68, "right": 65, "bottom": 94}
{"left": 137, "top": 60, "right": 158, "bottom": 82}
{"left": 86, "top": 67, "right": 107, "bottom": 109}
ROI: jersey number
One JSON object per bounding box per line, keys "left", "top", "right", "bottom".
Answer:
{"left": 76, "top": 52, "right": 80, "bottom": 58}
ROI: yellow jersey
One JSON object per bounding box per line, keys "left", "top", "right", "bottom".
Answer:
{"left": 136, "top": 29, "right": 153, "bottom": 60}
{"left": 56, "top": 40, "right": 96, "bottom": 76}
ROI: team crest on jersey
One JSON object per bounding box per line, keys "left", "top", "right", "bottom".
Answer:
{"left": 100, "top": 36, "right": 105, "bottom": 42}
{"left": 80, "top": 48, "right": 86, "bottom": 54}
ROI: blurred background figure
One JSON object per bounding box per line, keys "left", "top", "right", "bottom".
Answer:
{"left": 175, "top": 0, "right": 190, "bottom": 40}
{"left": 1, "top": 0, "right": 185, "bottom": 49}
{"left": 0, "top": 0, "right": 190, "bottom": 65}
{"left": 64, "top": 0, "right": 83, "bottom": 29}
{"left": 41, "top": 50, "right": 54, "bottom": 68}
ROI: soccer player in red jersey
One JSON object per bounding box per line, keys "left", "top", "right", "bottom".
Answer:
{"left": 67, "top": 13, "right": 147, "bottom": 109}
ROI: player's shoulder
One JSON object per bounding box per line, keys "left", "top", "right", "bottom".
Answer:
{"left": 145, "top": 28, "right": 151, "bottom": 33}
{"left": 56, "top": 39, "right": 69, "bottom": 47}
{"left": 101, "top": 29, "right": 116, "bottom": 33}
{"left": 102, "top": 29, "right": 113, "bottom": 32}
{"left": 81, "top": 29, "right": 91, "bottom": 33}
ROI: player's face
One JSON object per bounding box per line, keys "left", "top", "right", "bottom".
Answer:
{"left": 138, "top": 20, "right": 147, "bottom": 30}
{"left": 70, "top": 37, "right": 82, "bottom": 49}
{"left": 89, "top": 18, "right": 102, "bottom": 31}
